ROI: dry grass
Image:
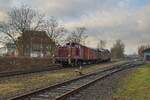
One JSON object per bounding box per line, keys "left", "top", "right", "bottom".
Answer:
{"left": 114, "top": 64, "right": 150, "bottom": 100}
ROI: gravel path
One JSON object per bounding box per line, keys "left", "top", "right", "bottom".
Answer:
{"left": 69, "top": 67, "right": 137, "bottom": 100}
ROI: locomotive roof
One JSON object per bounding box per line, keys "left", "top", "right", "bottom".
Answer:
{"left": 65, "top": 42, "right": 109, "bottom": 51}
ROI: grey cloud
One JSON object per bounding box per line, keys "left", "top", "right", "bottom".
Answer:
{"left": 7, "top": 0, "right": 128, "bottom": 20}
{"left": 0, "top": 0, "right": 150, "bottom": 54}
{"left": 68, "top": 6, "right": 150, "bottom": 54}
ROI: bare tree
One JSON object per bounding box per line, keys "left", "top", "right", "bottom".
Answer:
{"left": 138, "top": 44, "right": 150, "bottom": 57}
{"left": 111, "top": 40, "right": 125, "bottom": 58}
{"left": 97, "top": 40, "right": 106, "bottom": 49}
{"left": 0, "top": 5, "right": 45, "bottom": 47}
{"left": 66, "top": 27, "right": 88, "bottom": 44}
{"left": 0, "top": 21, "right": 18, "bottom": 44}
{"left": 41, "top": 17, "right": 66, "bottom": 44}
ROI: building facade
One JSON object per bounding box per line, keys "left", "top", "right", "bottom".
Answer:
{"left": 17, "top": 30, "right": 55, "bottom": 58}
{"left": 6, "top": 43, "right": 17, "bottom": 56}
{"left": 143, "top": 48, "right": 150, "bottom": 62}
{"left": 0, "top": 47, "right": 7, "bottom": 56}
{"left": 0, "top": 43, "right": 17, "bottom": 57}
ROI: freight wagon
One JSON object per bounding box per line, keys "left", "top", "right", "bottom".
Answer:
{"left": 55, "top": 42, "right": 111, "bottom": 66}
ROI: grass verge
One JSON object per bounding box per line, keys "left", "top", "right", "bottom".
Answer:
{"left": 114, "top": 64, "right": 150, "bottom": 100}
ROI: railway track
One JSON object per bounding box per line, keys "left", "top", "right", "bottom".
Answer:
{"left": 0, "top": 65, "right": 62, "bottom": 78}
{"left": 0, "top": 61, "right": 113, "bottom": 78}
{"left": 9, "top": 61, "right": 143, "bottom": 100}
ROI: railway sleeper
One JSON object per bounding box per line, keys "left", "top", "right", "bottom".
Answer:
{"left": 9, "top": 62, "right": 143, "bottom": 100}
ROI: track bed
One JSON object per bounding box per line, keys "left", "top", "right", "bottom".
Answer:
{"left": 10, "top": 61, "right": 143, "bottom": 100}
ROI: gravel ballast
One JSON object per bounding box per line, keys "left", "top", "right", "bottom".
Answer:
{"left": 69, "top": 67, "right": 137, "bottom": 100}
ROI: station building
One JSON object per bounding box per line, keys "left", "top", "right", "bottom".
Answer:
{"left": 17, "top": 30, "right": 55, "bottom": 58}
{"left": 143, "top": 48, "right": 150, "bottom": 62}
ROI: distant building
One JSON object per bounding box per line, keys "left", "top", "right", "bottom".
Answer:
{"left": 0, "top": 43, "right": 17, "bottom": 57}
{"left": 0, "top": 47, "right": 7, "bottom": 56}
{"left": 5, "top": 43, "right": 17, "bottom": 56}
{"left": 143, "top": 48, "right": 150, "bottom": 62}
{"left": 17, "top": 30, "right": 55, "bottom": 58}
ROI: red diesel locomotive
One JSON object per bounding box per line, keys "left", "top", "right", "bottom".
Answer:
{"left": 55, "top": 42, "right": 111, "bottom": 66}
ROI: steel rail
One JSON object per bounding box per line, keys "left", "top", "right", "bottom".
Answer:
{"left": 54, "top": 64, "right": 135, "bottom": 100}
{"left": 9, "top": 61, "right": 142, "bottom": 100}
{"left": 0, "top": 61, "right": 112, "bottom": 78}
{"left": 0, "top": 65, "right": 62, "bottom": 78}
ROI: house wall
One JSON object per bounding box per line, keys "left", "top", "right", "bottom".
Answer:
{"left": 17, "top": 31, "right": 55, "bottom": 57}
{"left": 144, "top": 52, "right": 150, "bottom": 62}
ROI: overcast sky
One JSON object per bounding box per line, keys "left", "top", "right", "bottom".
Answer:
{"left": 0, "top": 0, "right": 150, "bottom": 54}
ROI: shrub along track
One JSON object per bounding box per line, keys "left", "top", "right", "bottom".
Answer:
{"left": 9, "top": 61, "right": 143, "bottom": 100}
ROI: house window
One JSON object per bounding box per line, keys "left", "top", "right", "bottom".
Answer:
{"left": 32, "top": 44, "right": 41, "bottom": 51}
{"left": 146, "top": 55, "right": 150, "bottom": 61}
